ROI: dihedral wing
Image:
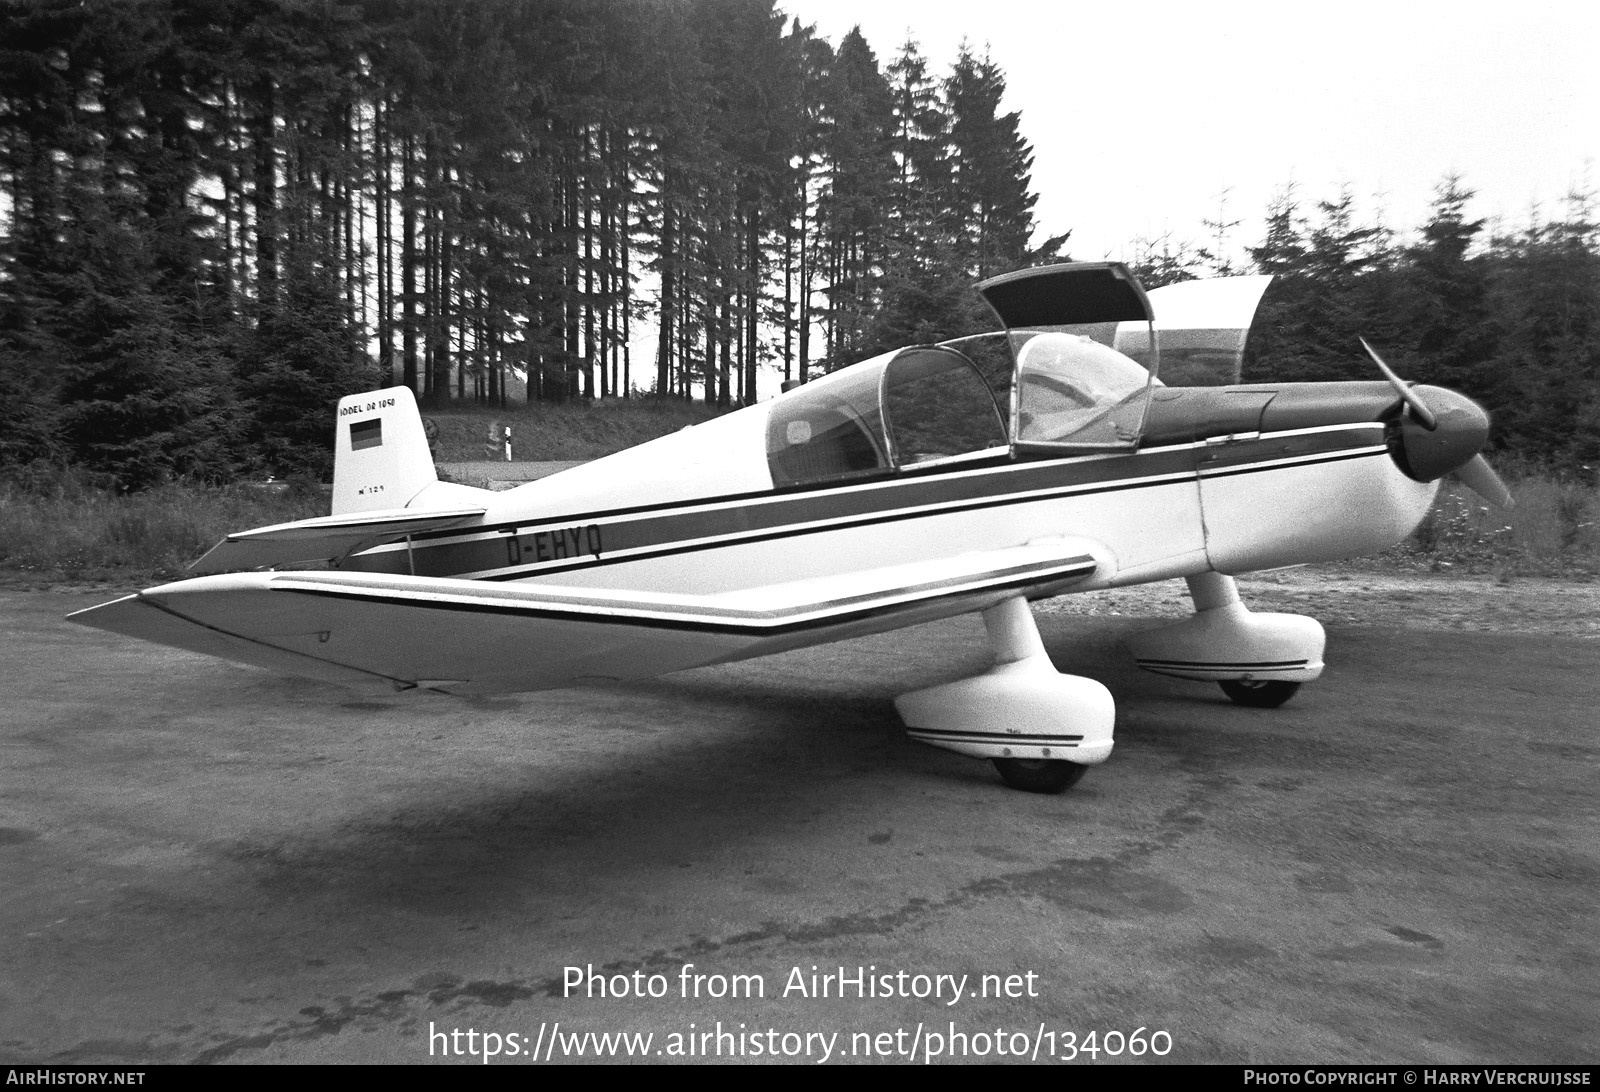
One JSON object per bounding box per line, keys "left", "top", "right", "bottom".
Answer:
{"left": 71, "top": 263, "right": 1508, "bottom": 794}
{"left": 76, "top": 540, "right": 1101, "bottom": 694}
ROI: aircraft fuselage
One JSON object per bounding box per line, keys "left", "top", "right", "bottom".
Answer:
{"left": 339, "top": 381, "right": 1437, "bottom": 622}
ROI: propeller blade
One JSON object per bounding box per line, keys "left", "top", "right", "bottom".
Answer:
{"left": 1454, "top": 453, "right": 1514, "bottom": 509}
{"left": 1360, "top": 337, "right": 1438, "bottom": 431}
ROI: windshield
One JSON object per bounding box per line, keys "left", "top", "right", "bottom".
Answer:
{"left": 1013, "top": 330, "right": 1155, "bottom": 448}
{"left": 942, "top": 323, "right": 1159, "bottom": 451}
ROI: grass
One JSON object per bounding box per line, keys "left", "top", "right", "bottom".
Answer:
{"left": 426, "top": 396, "right": 721, "bottom": 462}
{"left": 0, "top": 467, "right": 326, "bottom": 587}
{"left": 1384, "top": 467, "right": 1599, "bottom": 576}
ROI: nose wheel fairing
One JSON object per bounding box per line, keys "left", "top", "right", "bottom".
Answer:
{"left": 1127, "top": 573, "right": 1324, "bottom": 711}
{"left": 1127, "top": 572, "right": 1324, "bottom": 686}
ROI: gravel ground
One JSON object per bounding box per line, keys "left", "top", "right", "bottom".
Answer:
{"left": 1039, "top": 565, "right": 1600, "bottom": 639}
{"left": 2, "top": 561, "right": 1596, "bottom": 1065}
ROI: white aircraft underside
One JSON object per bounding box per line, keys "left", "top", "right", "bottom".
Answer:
{"left": 72, "top": 263, "right": 1500, "bottom": 794}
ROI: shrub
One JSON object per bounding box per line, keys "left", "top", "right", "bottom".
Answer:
{"left": 1398, "top": 464, "right": 1598, "bottom": 575}
{"left": 0, "top": 466, "right": 325, "bottom": 585}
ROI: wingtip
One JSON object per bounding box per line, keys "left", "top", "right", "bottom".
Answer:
{"left": 65, "top": 593, "right": 140, "bottom": 626}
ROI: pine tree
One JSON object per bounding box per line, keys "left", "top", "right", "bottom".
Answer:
{"left": 48, "top": 168, "right": 237, "bottom": 487}
{"left": 815, "top": 27, "right": 894, "bottom": 367}
{"left": 1, "top": 1, "right": 1073, "bottom": 476}
{"left": 0, "top": 0, "right": 238, "bottom": 486}
{"left": 239, "top": 236, "right": 374, "bottom": 479}
{"left": 1403, "top": 175, "right": 1498, "bottom": 393}
{"left": 1484, "top": 187, "right": 1600, "bottom": 466}
{"left": 1245, "top": 184, "right": 1393, "bottom": 383}
{"left": 944, "top": 46, "right": 1036, "bottom": 280}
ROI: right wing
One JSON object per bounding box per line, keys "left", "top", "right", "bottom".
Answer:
{"left": 70, "top": 539, "right": 1105, "bottom": 694}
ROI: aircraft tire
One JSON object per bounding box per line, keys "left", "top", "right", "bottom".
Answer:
{"left": 992, "top": 757, "right": 1089, "bottom": 794}
{"left": 1218, "top": 679, "right": 1302, "bottom": 708}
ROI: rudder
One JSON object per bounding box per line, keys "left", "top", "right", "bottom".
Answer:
{"left": 332, "top": 387, "right": 437, "bottom": 514}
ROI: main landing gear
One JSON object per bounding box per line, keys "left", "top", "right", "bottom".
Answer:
{"left": 894, "top": 596, "right": 1108, "bottom": 794}
{"left": 1126, "top": 572, "right": 1324, "bottom": 704}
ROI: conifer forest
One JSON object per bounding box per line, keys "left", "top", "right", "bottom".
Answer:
{"left": 1, "top": 0, "right": 1596, "bottom": 488}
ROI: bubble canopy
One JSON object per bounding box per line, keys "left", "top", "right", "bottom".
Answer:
{"left": 975, "top": 261, "right": 1161, "bottom": 453}
{"left": 765, "top": 263, "right": 1163, "bottom": 488}
{"left": 766, "top": 346, "right": 1009, "bottom": 488}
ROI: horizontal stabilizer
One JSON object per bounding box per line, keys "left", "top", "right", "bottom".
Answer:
{"left": 189, "top": 506, "right": 485, "bottom": 574}
{"left": 74, "top": 539, "right": 1104, "bottom": 694}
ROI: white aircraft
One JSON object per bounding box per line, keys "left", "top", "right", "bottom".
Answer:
{"left": 71, "top": 263, "right": 1509, "bottom": 793}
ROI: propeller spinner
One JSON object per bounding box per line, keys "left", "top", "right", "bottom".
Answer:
{"left": 1360, "top": 338, "right": 1513, "bottom": 509}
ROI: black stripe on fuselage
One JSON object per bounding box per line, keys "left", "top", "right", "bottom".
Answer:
{"left": 342, "top": 426, "right": 1386, "bottom": 582}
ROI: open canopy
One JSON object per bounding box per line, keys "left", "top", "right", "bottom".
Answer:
{"left": 971, "top": 262, "right": 1162, "bottom": 453}
{"left": 976, "top": 262, "right": 1154, "bottom": 329}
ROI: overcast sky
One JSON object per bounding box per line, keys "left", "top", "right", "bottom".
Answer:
{"left": 779, "top": 0, "right": 1600, "bottom": 265}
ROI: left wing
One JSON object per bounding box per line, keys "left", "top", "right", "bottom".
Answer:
{"left": 70, "top": 539, "right": 1104, "bottom": 694}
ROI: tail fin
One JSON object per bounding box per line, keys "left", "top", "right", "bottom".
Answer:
{"left": 332, "top": 386, "right": 437, "bottom": 515}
